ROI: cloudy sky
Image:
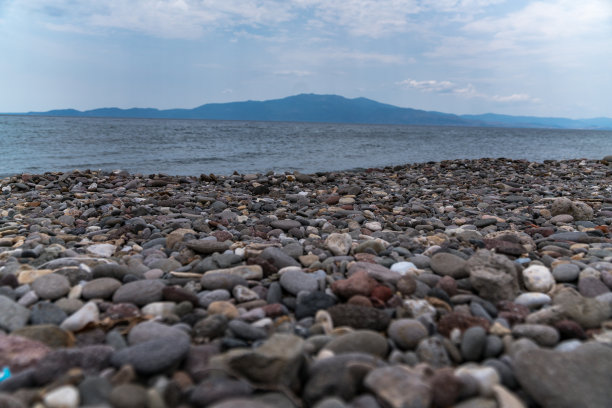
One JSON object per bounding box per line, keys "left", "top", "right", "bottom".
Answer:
{"left": 1, "top": 0, "right": 611, "bottom": 118}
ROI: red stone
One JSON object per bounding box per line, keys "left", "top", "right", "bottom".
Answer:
{"left": 371, "top": 285, "right": 393, "bottom": 303}
{"left": 331, "top": 270, "right": 378, "bottom": 299}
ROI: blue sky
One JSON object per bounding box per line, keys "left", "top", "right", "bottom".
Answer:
{"left": 1, "top": 0, "right": 611, "bottom": 117}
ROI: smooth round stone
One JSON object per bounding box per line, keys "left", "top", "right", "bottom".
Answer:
{"left": 514, "top": 292, "right": 552, "bottom": 308}
{"left": 410, "top": 254, "right": 431, "bottom": 269}
{"left": 59, "top": 301, "right": 99, "bottom": 332}
{"left": 390, "top": 262, "right": 417, "bottom": 275}
{"left": 430, "top": 252, "right": 468, "bottom": 278}
{"left": 31, "top": 274, "right": 71, "bottom": 300}
{"left": 207, "top": 301, "right": 239, "bottom": 319}
{"left": 201, "top": 273, "right": 248, "bottom": 291}
{"left": 512, "top": 324, "right": 560, "bottom": 347}
{"left": 552, "top": 263, "right": 580, "bottom": 282}
{"left": 43, "top": 385, "right": 80, "bottom": 408}
{"left": 141, "top": 301, "right": 176, "bottom": 317}
{"left": 30, "top": 301, "right": 68, "bottom": 325}
{"left": 110, "top": 336, "right": 190, "bottom": 375}
{"left": 279, "top": 268, "right": 319, "bottom": 295}
{"left": 522, "top": 265, "right": 555, "bottom": 293}
{"left": 323, "top": 330, "right": 388, "bottom": 358}
{"left": 578, "top": 277, "right": 610, "bottom": 298}
{"left": 387, "top": 319, "right": 428, "bottom": 350}
{"left": 461, "top": 326, "right": 487, "bottom": 361}
{"left": 198, "top": 289, "right": 231, "bottom": 308}
{"left": 271, "top": 219, "right": 302, "bottom": 231}
{"left": 483, "top": 335, "right": 504, "bottom": 358}
{"left": 364, "top": 221, "right": 382, "bottom": 231}
{"left": 82, "top": 277, "right": 122, "bottom": 299}
{"left": 112, "top": 279, "right": 165, "bottom": 306}
{"left": 228, "top": 319, "right": 268, "bottom": 341}
{"left": 109, "top": 384, "right": 148, "bottom": 408}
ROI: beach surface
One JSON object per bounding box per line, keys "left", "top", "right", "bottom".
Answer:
{"left": 1, "top": 157, "right": 611, "bottom": 408}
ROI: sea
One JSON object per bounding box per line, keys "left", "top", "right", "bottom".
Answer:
{"left": 1, "top": 115, "right": 611, "bottom": 178}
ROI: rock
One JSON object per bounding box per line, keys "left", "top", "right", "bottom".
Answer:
{"left": 416, "top": 337, "right": 451, "bottom": 368}
{"left": 279, "top": 268, "right": 319, "bottom": 295}
{"left": 431, "top": 252, "right": 468, "bottom": 278}
{"left": 390, "top": 262, "right": 417, "bottom": 275}
{"left": 228, "top": 319, "right": 268, "bottom": 341}
{"left": 207, "top": 301, "right": 240, "bottom": 319}
{"left": 190, "top": 378, "right": 253, "bottom": 407}
{"left": 12, "top": 325, "right": 73, "bottom": 348}
{"left": 437, "top": 312, "right": 491, "bottom": 337}
{"left": 260, "top": 247, "right": 301, "bottom": 269}
{"left": 364, "top": 366, "right": 432, "bottom": 408}
{"left": 43, "top": 385, "right": 80, "bottom": 408}
{"left": 522, "top": 265, "right": 554, "bottom": 293}
{"left": 303, "top": 353, "right": 384, "bottom": 405}
{"left": 466, "top": 250, "right": 520, "bottom": 302}
{"left": 86, "top": 243, "right": 116, "bottom": 258}
{"left": 331, "top": 270, "right": 377, "bottom": 299}
{"left": 578, "top": 276, "right": 609, "bottom": 297}
{"left": 31, "top": 274, "right": 71, "bottom": 300}
{"left": 325, "top": 233, "right": 353, "bottom": 256}
{"left": 29, "top": 301, "right": 67, "bottom": 325}
{"left": 112, "top": 279, "right": 165, "bottom": 306}
{"left": 215, "top": 334, "right": 304, "bottom": 387}
{"left": 455, "top": 365, "right": 500, "bottom": 397}
{"left": 513, "top": 342, "right": 612, "bottom": 408}
{"left": 186, "top": 239, "right": 230, "bottom": 254}
{"left": 110, "top": 335, "right": 190, "bottom": 375}
{"left": 552, "top": 287, "right": 611, "bottom": 328}
{"left": 271, "top": 219, "right": 302, "bottom": 231}
{"left": 514, "top": 292, "right": 551, "bottom": 309}
{"left": 0, "top": 334, "right": 51, "bottom": 372}
{"left": 323, "top": 330, "right": 388, "bottom": 358}
{"left": 0, "top": 295, "right": 30, "bottom": 331}
{"left": 82, "top": 277, "right": 122, "bottom": 299}
{"left": 328, "top": 304, "right": 391, "bottom": 331}
{"left": 348, "top": 262, "right": 401, "bottom": 285}
{"left": 193, "top": 314, "right": 229, "bottom": 340}
{"left": 33, "top": 345, "right": 114, "bottom": 385}
{"left": 201, "top": 273, "right": 248, "bottom": 291}
{"left": 296, "top": 291, "right": 336, "bottom": 319}
{"left": 109, "top": 384, "right": 148, "bottom": 408}
{"left": 387, "top": 319, "right": 428, "bottom": 350}
{"left": 60, "top": 301, "right": 99, "bottom": 332}
{"left": 78, "top": 376, "right": 112, "bottom": 406}
{"left": 512, "top": 324, "right": 560, "bottom": 347}
{"left": 127, "top": 321, "right": 189, "bottom": 344}
{"left": 551, "top": 198, "right": 593, "bottom": 221}
{"left": 461, "top": 326, "right": 487, "bottom": 361}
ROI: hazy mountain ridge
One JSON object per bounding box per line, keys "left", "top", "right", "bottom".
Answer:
{"left": 17, "top": 94, "right": 612, "bottom": 130}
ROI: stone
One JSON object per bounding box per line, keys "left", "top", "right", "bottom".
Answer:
{"left": 232, "top": 285, "right": 260, "bottom": 303}
{"left": 228, "top": 319, "right": 268, "bottom": 341}
{"left": 466, "top": 250, "right": 519, "bottom": 302}
{"left": 331, "top": 270, "right": 377, "bottom": 299}
{"left": 522, "top": 265, "right": 554, "bottom": 293}
{"left": 0, "top": 334, "right": 51, "bottom": 372}
{"left": 86, "top": 243, "right": 116, "bottom": 258}
{"left": 416, "top": 337, "right": 451, "bottom": 368}
{"left": 271, "top": 219, "right": 302, "bottom": 231}
{"left": 461, "top": 326, "right": 487, "bottom": 361}
{"left": 12, "top": 325, "right": 73, "bottom": 348}
{"left": 295, "top": 291, "right": 336, "bottom": 319}
{"left": 29, "top": 301, "right": 67, "bottom": 325}
{"left": 60, "top": 301, "right": 99, "bottom": 332}
{"left": 112, "top": 279, "right": 165, "bottom": 306}
{"left": 328, "top": 304, "right": 391, "bottom": 331}
{"left": 110, "top": 335, "right": 190, "bottom": 375}
{"left": 215, "top": 334, "right": 304, "bottom": 387}
{"left": 207, "top": 301, "right": 240, "bottom": 319}
{"left": 325, "top": 233, "right": 353, "bottom": 256}
{"left": 437, "top": 312, "right": 490, "bottom": 337}
{"left": 390, "top": 261, "right": 417, "bottom": 275}
{"left": 512, "top": 324, "right": 560, "bottom": 347}
{"left": 31, "top": 274, "right": 71, "bottom": 300}
{"left": 279, "top": 268, "right": 319, "bottom": 295}
{"left": 201, "top": 273, "right": 248, "bottom": 291}
{"left": 303, "top": 353, "right": 384, "bottom": 405}
{"left": 431, "top": 252, "right": 468, "bottom": 278}
{"left": 387, "top": 319, "right": 428, "bottom": 350}
{"left": 513, "top": 342, "right": 612, "bottom": 408}
{"left": 193, "top": 314, "right": 229, "bottom": 340}
{"left": 578, "top": 276, "right": 609, "bottom": 297}
{"left": 323, "top": 330, "right": 388, "bottom": 358}
{"left": 109, "top": 384, "right": 148, "bottom": 408}
{"left": 190, "top": 378, "right": 253, "bottom": 407}
{"left": 78, "top": 376, "right": 112, "bottom": 406}
{"left": 348, "top": 262, "right": 402, "bottom": 285}
{"left": 364, "top": 365, "right": 432, "bottom": 408}
{"left": 33, "top": 345, "right": 114, "bottom": 385}
{"left": 552, "top": 287, "right": 611, "bottom": 328}
{"left": 43, "top": 385, "right": 80, "bottom": 408}
{"left": 455, "top": 365, "right": 500, "bottom": 397}
{"left": 429, "top": 367, "right": 462, "bottom": 408}
{"left": 186, "top": 239, "right": 230, "bottom": 254}
{"left": 260, "top": 247, "right": 301, "bottom": 269}
{"left": 82, "top": 277, "right": 122, "bottom": 299}
{"left": 0, "top": 295, "right": 30, "bottom": 332}
{"left": 514, "top": 292, "right": 551, "bottom": 309}
{"left": 127, "top": 321, "right": 189, "bottom": 344}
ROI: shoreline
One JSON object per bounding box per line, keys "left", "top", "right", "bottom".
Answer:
{"left": 1, "top": 157, "right": 611, "bottom": 407}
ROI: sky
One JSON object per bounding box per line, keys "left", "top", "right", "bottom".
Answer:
{"left": 1, "top": 0, "right": 611, "bottom": 118}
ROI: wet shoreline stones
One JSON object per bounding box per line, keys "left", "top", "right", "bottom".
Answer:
{"left": 0, "top": 157, "right": 611, "bottom": 407}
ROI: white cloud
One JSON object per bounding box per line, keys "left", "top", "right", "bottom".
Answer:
{"left": 274, "top": 70, "right": 312, "bottom": 77}
{"left": 398, "top": 78, "right": 537, "bottom": 104}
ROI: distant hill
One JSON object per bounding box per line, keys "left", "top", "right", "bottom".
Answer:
{"left": 16, "top": 94, "right": 612, "bottom": 130}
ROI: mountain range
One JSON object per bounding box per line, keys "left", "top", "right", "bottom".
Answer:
{"left": 17, "top": 94, "right": 612, "bottom": 130}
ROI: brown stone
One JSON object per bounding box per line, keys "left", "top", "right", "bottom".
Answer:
{"left": 331, "top": 270, "right": 377, "bottom": 299}
{"left": 0, "top": 334, "right": 51, "bottom": 373}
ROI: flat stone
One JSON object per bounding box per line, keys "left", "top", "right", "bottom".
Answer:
{"left": 12, "top": 324, "right": 73, "bottom": 348}
{"left": 323, "top": 330, "right": 388, "bottom": 358}
{"left": 387, "top": 319, "right": 428, "bottom": 350}
{"left": 512, "top": 324, "right": 560, "bottom": 347}
{"left": 112, "top": 279, "right": 165, "bottom": 306}
{"left": 31, "top": 273, "right": 71, "bottom": 300}
{"left": 186, "top": 239, "right": 231, "bottom": 254}
{"left": 110, "top": 335, "right": 190, "bottom": 375}
{"left": 0, "top": 334, "right": 51, "bottom": 372}
{"left": 514, "top": 292, "right": 551, "bottom": 308}
{"left": 325, "top": 233, "right": 353, "bottom": 256}
{"left": 271, "top": 219, "right": 302, "bottom": 231}
{"left": 431, "top": 252, "right": 468, "bottom": 278}
{"left": 59, "top": 301, "right": 99, "bottom": 332}
{"left": 0, "top": 295, "right": 30, "bottom": 332}
{"left": 86, "top": 244, "right": 116, "bottom": 258}
{"left": 127, "top": 321, "right": 189, "bottom": 344}
{"left": 260, "top": 247, "right": 301, "bottom": 269}
{"left": 348, "top": 262, "right": 401, "bottom": 285}
{"left": 203, "top": 265, "right": 264, "bottom": 281}
{"left": 364, "top": 365, "right": 432, "bottom": 408}
{"left": 82, "top": 277, "right": 122, "bottom": 299}
{"left": 29, "top": 301, "right": 67, "bottom": 325}
{"left": 328, "top": 304, "right": 391, "bottom": 331}
{"left": 513, "top": 342, "right": 612, "bottom": 408}
{"left": 279, "top": 268, "right": 319, "bottom": 295}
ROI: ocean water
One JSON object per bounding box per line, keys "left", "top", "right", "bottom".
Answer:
{"left": 1, "top": 115, "right": 611, "bottom": 177}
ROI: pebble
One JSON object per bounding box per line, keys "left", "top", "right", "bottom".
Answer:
{"left": 43, "top": 385, "right": 80, "bottom": 408}
{"left": 0, "top": 158, "right": 610, "bottom": 407}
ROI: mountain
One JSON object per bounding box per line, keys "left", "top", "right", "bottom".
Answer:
{"left": 16, "top": 94, "right": 612, "bottom": 130}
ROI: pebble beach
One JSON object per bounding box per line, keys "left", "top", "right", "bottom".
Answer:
{"left": 1, "top": 157, "right": 611, "bottom": 408}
